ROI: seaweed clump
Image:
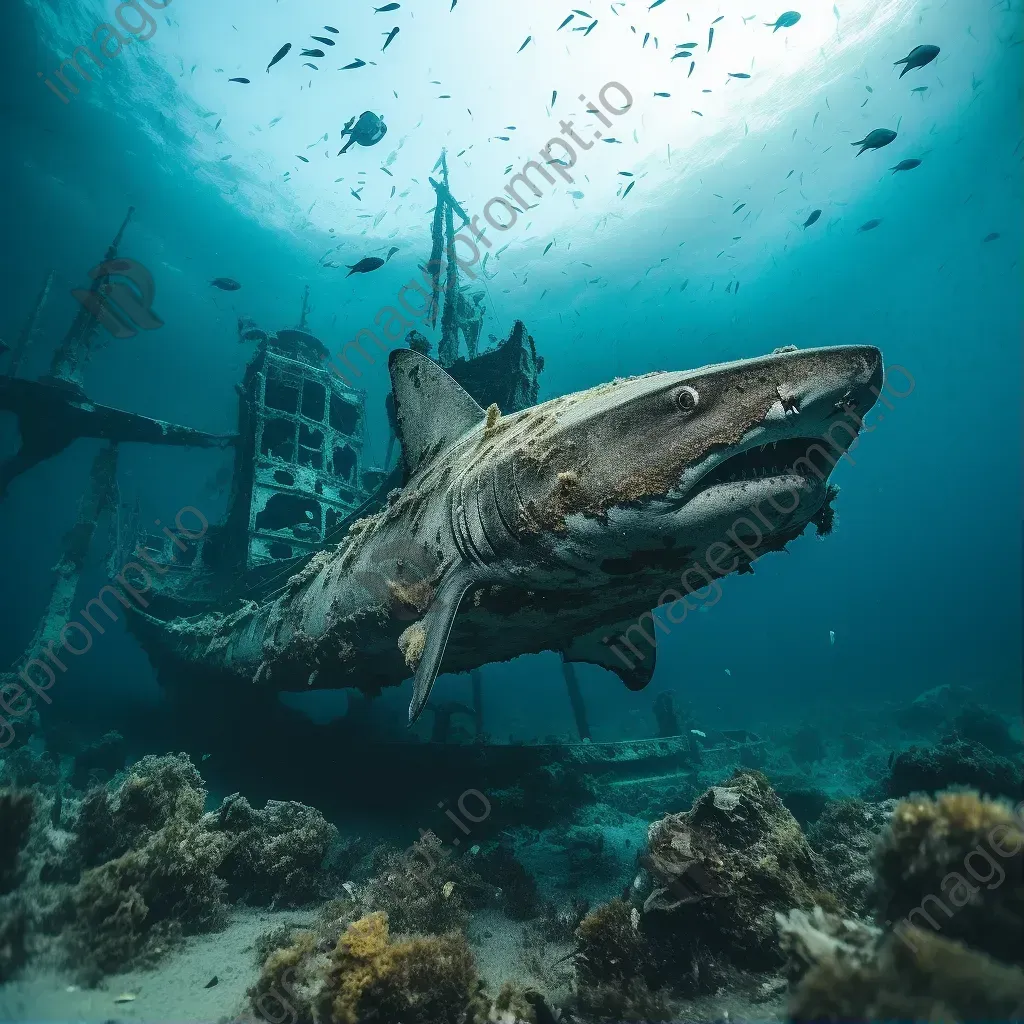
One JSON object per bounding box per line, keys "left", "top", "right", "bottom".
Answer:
{"left": 203, "top": 792, "right": 338, "bottom": 907}
{"left": 873, "top": 790, "right": 1023, "bottom": 966}
{"left": 573, "top": 898, "right": 671, "bottom": 1020}
{"left": 62, "top": 753, "right": 231, "bottom": 982}
{"left": 358, "top": 832, "right": 481, "bottom": 935}
{"left": 249, "top": 912, "right": 489, "bottom": 1024}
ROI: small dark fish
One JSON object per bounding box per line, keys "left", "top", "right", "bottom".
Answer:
{"left": 211, "top": 277, "right": 241, "bottom": 290}
{"left": 229, "top": 77, "right": 250, "bottom": 83}
{"left": 688, "top": 61, "right": 695, "bottom": 77}
{"left": 551, "top": 90, "right": 557, "bottom": 105}
{"left": 708, "top": 26, "right": 714, "bottom": 50}
{"left": 649, "top": 0, "right": 667, "bottom": 8}
{"left": 375, "top": 3, "right": 401, "bottom": 10}
{"left": 558, "top": 14, "right": 574, "bottom": 29}
{"left": 303, "top": 63, "right": 318, "bottom": 70}
{"left": 266, "top": 42, "right": 292, "bottom": 72}
{"left": 205, "top": 977, "right": 219, "bottom": 989}
{"left": 622, "top": 180, "right": 635, "bottom": 197}
{"left": 851, "top": 128, "right": 896, "bottom": 155}
{"left": 341, "top": 59, "right": 367, "bottom": 70}
{"left": 729, "top": 72, "right": 751, "bottom": 78}
{"left": 324, "top": 26, "right": 339, "bottom": 32}
{"left": 692, "top": 110, "right": 703, "bottom": 116}
{"left": 671, "top": 51, "right": 692, "bottom": 59}
{"left": 890, "top": 158, "right": 921, "bottom": 174}
{"left": 982, "top": 232, "right": 1000, "bottom": 242}
{"left": 654, "top": 91, "right": 670, "bottom": 97}
{"left": 766, "top": 10, "right": 801, "bottom": 30}
{"left": 301, "top": 49, "right": 325, "bottom": 57}
{"left": 858, "top": 218, "right": 882, "bottom": 232}
{"left": 803, "top": 208, "right": 821, "bottom": 227}
{"left": 347, "top": 257, "right": 385, "bottom": 275}
{"left": 310, "top": 36, "right": 335, "bottom": 46}
{"left": 894, "top": 44, "right": 939, "bottom": 77}
{"left": 386, "top": 246, "right": 399, "bottom": 261}
{"left": 677, "top": 41, "right": 698, "bottom": 47}
{"left": 382, "top": 27, "right": 399, "bottom": 50}
{"left": 296, "top": 155, "right": 309, "bottom": 163}
{"left": 712, "top": 15, "right": 724, "bottom": 22}
{"left": 215, "top": 118, "right": 222, "bottom": 129}
{"left": 733, "top": 203, "right": 746, "bottom": 213}
{"left": 911, "top": 86, "right": 928, "bottom": 93}
{"left": 887, "top": 751, "right": 895, "bottom": 769}
{"left": 518, "top": 35, "right": 532, "bottom": 52}
{"left": 584, "top": 20, "right": 597, "bottom": 35}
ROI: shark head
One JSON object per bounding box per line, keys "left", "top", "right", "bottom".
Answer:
{"left": 511, "top": 343, "right": 883, "bottom": 573}
{"left": 387, "top": 343, "right": 883, "bottom": 722}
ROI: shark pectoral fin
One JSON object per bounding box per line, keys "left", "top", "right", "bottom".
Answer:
{"left": 563, "top": 620, "right": 658, "bottom": 691}
{"left": 407, "top": 573, "right": 474, "bottom": 725}
{"left": 388, "top": 349, "right": 487, "bottom": 478}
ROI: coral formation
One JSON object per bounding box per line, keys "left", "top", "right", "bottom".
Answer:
{"left": 872, "top": 790, "right": 1024, "bottom": 966}
{"left": 887, "top": 737, "right": 1021, "bottom": 799}
{"left": 204, "top": 792, "right": 339, "bottom": 906}
{"left": 807, "top": 798, "right": 896, "bottom": 914}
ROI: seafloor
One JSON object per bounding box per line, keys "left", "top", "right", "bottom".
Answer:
{"left": 1, "top": 681, "right": 1022, "bottom": 1023}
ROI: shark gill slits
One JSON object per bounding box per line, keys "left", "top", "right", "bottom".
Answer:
{"left": 675, "top": 386, "right": 700, "bottom": 413}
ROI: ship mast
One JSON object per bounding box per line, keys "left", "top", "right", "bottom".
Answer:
{"left": 47, "top": 206, "right": 134, "bottom": 389}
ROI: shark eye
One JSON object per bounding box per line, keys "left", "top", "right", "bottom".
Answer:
{"left": 675, "top": 386, "right": 699, "bottom": 413}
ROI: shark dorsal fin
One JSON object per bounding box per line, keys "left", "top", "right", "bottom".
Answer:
{"left": 388, "top": 350, "right": 486, "bottom": 477}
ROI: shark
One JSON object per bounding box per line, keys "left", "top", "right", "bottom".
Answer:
{"left": 140, "top": 343, "right": 882, "bottom": 722}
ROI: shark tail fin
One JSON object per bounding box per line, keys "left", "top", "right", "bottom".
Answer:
{"left": 407, "top": 572, "right": 474, "bottom": 725}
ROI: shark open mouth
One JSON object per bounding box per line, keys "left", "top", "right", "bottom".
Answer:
{"left": 691, "top": 436, "right": 836, "bottom": 495}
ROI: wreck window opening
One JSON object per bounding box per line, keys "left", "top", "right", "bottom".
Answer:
{"left": 175, "top": 541, "right": 199, "bottom": 566}
{"left": 332, "top": 445, "right": 357, "bottom": 482}
{"left": 255, "top": 493, "right": 322, "bottom": 538}
{"left": 325, "top": 508, "right": 341, "bottom": 535}
{"left": 301, "top": 379, "right": 326, "bottom": 423}
{"left": 329, "top": 393, "right": 360, "bottom": 435}
{"left": 268, "top": 541, "right": 294, "bottom": 559}
{"left": 264, "top": 365, "right": 300, "bottom": 413}
{"left": 298, "top": 425, "right": 324, "bottom": 469}
{"left": 273, "top": 470, "right": 295, "bottom": 486}
{"left": 261, "top": 418, "right": 296, "bottom": 462}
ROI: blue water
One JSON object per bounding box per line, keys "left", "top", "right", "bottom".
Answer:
{"left": 0, "top": 0, "right": 1021, "bottom": 1011}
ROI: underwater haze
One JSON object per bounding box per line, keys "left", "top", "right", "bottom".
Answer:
{"left": 0, "top": 0, "right": 1022, "bottom": 1019}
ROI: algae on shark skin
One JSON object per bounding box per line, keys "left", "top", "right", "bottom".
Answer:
{"left": 399, "top": 622, "right": 427, "bottom": 671}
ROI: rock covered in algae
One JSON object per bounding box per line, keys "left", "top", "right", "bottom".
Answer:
{"left": 640, "top": 768, "right": 831, "bottom": 969}
{"left": 780, "top": 908, "right": 1024, "bottom": 1022}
